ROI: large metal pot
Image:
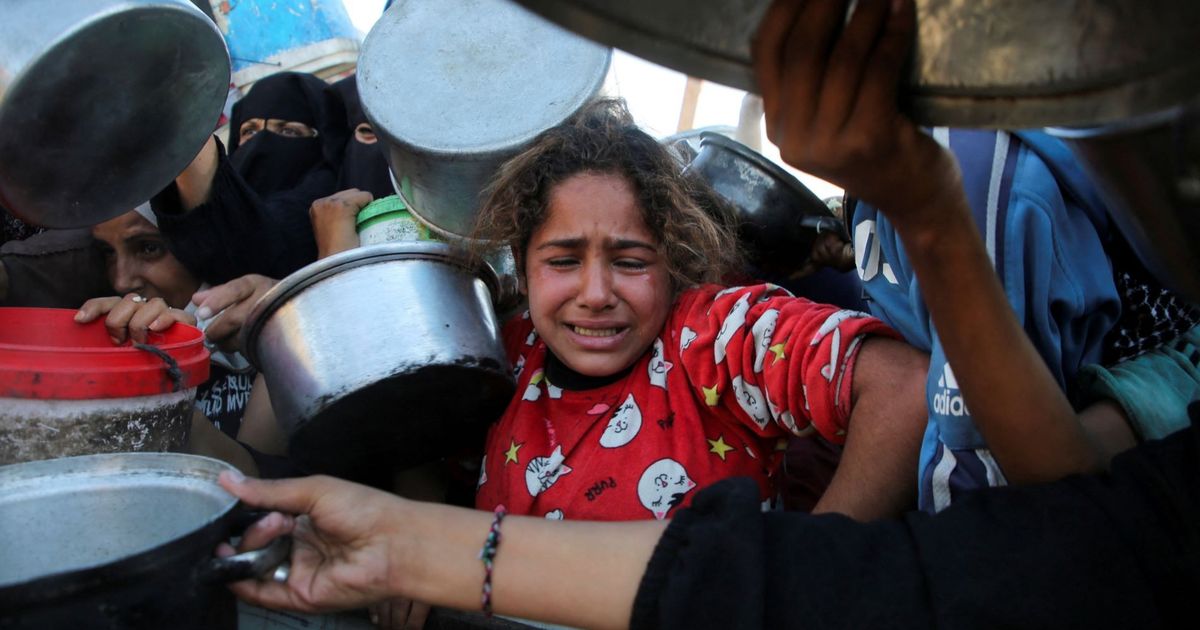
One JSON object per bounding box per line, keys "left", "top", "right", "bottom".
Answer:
{"left": 0, "top": 0, "right": 230, "bottom": 228}
{"left": 1049, "top": 102, "right": 1200, "bottom": 303}
{"left": 0, "top": 452, "right": 289, "bottom": 629}
{"left": 357, "top": 0, "right": 610, "bottom": 237}
{"left": 685, "top": 132, "right": 842, "bottom": 274}
{"left": 242, "top": 242, "right": 515, "bottom": 484}
{"left": 509, "top": 0, "right": 1200, "bottom": 129}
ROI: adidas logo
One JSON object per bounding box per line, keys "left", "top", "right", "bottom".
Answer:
{"left": 933, "top": 363, "right": 970, "bottom": 417}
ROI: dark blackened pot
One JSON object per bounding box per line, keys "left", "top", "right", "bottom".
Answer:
{"left": 686, "top": 132, "right": 843, "bottom": 274}
{"left": 0, "top": 453, "right": 288, "bottom": 630}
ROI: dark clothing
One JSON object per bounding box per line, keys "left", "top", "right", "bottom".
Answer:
{"left": 633, "top": 407, "right": 1200, "bottom": 629}
{"left": 151, "top": 136, "right": 322, "bottom": 283}
{"left": 0, "top": 228, "right": 112, "bottom": 307}
{"left": 227, "top": 72, "right": 347, "bottom": 201}
{"left": 152, "top": 72, "right": 348, "bottom": 284}
{"left": 194, "top": 363, "right": 256, "bottom": 439}
{"left": 332, "top": 75, "right": 395, "bottom": 199}
{"left": 227, "top": 72, "right": 347, "bottom": 169}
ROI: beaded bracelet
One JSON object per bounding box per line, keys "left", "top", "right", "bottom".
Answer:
{"left": 479, "top": 505, "right": 507, "bottom": 618}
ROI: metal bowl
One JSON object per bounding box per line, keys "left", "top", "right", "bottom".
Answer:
{"left": 242, "top": 242, "right": 515, "bottom": 482}
{"left": 358, "top": 0, "right": 611, "bottom": 237}
{"left": 509, "top": 0, "right": 1200, "bottom": 128}
{"left": 0, "top": 0, "right": 230, "bottom": 228}
{"left": 686, "top": 132, "right": 841, "bottom": 273}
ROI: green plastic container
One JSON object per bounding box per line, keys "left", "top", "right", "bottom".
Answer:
{"left": 355, "top": 195, "right": 432, "bottom": 245}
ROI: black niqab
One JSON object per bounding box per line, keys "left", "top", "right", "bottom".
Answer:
{"left": 332, "top": 75, "right": 395, "bottom": 199}
{"left": 227, "top": 72, "right": 348, "bottom": 197}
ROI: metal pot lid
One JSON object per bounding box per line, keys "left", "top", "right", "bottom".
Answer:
{"left": 241, "top": 241, "right": 501, "bottom": 359}
{"left": 0, "top": 0, "right": 230, "bottom": 228}
{"left": 358, "top": 0, "right": 611, "bottom": 155}
{"left": 691, "top": 132, "right": 817, "bottom": 204}
{"left": 0, "top": 452, "right": 236, "bottom": 587}
{"left": 508, "top": 0, "right": 1200, "bottom": 129}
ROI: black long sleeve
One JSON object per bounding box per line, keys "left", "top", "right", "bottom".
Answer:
{"left": 634, "top": 410, "right": 1200, "bottom": 629}
{"left": 150, "top": 136, "right": 329, "bottom": 284}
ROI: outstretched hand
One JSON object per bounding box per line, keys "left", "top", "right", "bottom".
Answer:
{"left": 311, "top": 188, "right": 373, "bottom": 259}
{"left": 216, "top": 472, "right": 408, "bottom": 614}
{"left": 191, "top": 274, "right": 278, "bottom": 352}
{"left": 753, "top": 0, "right": 962, "bottom": 232}
{"left": 75, "top": 294, "right": 196, "bottom": 345}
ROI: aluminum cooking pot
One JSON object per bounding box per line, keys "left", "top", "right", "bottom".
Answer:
{"left": 0, "top": 0, "right": 230, "bottom": 228}
{"left": 358, "top": 0, "right": 610, "bottom": 237}
{"left": 509, "top": 0, "right": 1200, "bottom": 129}
{"left": 685, "top": 132, "right": 842, "bottom": 274}
{"left": 1049, "top": 103, "right": 1200, "bottom": 303}
{"left": 0, "top": 452, "right": 289, "bottom": 630}
{"left": 242, "top": 242, "right": 515, "bottom": 484}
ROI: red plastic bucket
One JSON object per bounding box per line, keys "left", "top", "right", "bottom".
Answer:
{"left": 0, "top": 308, "right": 210, "bottom": 465}
{"left": 0, "top": 307, "right": 209, "bottom": 399}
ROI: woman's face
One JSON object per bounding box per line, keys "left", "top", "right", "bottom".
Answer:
{"left": 237, "top": 118, "right": 317, "bottom": 144}
{"left": 524, "top": 172, "right": 673, "bottom": 377}
{"left": 92, "top": 212, "right": 201, "bottom": 309}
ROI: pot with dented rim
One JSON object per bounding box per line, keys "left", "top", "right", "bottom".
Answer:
{"left": 509, "top": 0, "right": 1200, "bottom": 129}
{"left": 0, "top": 0, "right": 229, "bottom": 227}
{"left": 0, "top": 452, "right": 290, "bottom": 629}
{"left": 358, "top": 0, "right": 611, "bottom": 238}
{"left": 685, "top": 132, "right": 843, "bottom": 274}
{"left": 242, "top": 242, "right": 515, "bottom": 485}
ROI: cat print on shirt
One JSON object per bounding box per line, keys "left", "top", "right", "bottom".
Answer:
{"left": 819, "top": 328, "right": 841, "bottom": 382}
{"left": 523, "top": 369, "right": 545, "bottom": 401}
{"left": 545, "top": 509, "right": 564, "bottom": 520}
{"left": 680, "top": 327, "right": 698, "bottom": 353}
{"left": 525, "top": 445, "right": 572, "bottom": 497}
{"left": 600, "top": 393, "right": 642, "bottom": 448}
{"left": 714, "top": 292, "right": 752, "bottom": 364}
{"left": 731, "top": 374, "right": 771, "bottom": 429}
{"left": 637, "top": 458, "right": 696, "bottom": 520}
{"left": 811, "top": 310, "right": 870, "bottom": 345}
{"left": 750, "top": 308, "right": 780, "bottom": 374}
{"left": 513, "top": 355, "right": 526, "bottom": 379}
{"left": 648, "top": 338, "right": 673, "bottom": 389}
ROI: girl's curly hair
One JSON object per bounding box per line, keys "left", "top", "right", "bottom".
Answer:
{"left": 471, "top": 98, "right": 743, "bottom": 294}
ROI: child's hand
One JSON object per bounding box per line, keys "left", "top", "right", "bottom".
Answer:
{"left": 753, "top": 0, "right": 961, "bottom": 233}
{"left": 75, "top": 293, "right": 197, "bottom": 345}
{"left": 311, "top": 188, "right": 373, "bottom": 259}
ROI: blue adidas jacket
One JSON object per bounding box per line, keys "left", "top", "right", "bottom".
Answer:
{"left": 851, "top": 129, "right": 1121, "bottom": 512}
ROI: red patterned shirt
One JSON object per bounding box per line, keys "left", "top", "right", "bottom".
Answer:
{"left": 475, "top": 284, "right": 897, "bottom": 521}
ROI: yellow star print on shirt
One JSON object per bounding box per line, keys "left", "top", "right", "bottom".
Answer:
{"left": 769, "top": 343, "right": 787, "bottom": 363}
{"left": 703, "top": 384, "right": 720, "bottom": 406}
{"left": 708, "top": 436, "right": 735, "bottom": 461}
{"left": 504, "top": 440, "right": 523, "bottom": 464}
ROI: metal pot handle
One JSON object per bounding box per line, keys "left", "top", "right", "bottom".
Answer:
{"left": 198, "top": 508, "right": 293, "bottom": 584}
{"left": 200, "top": 534, "right": 292, "bottom": 584}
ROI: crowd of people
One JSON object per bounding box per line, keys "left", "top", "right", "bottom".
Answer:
{"left": 2, "top": 0, "right": 1199, "bottom": 628}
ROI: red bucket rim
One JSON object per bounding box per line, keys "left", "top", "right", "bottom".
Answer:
{"left": 0, "top": 307, "right": 210, "bottom": 400}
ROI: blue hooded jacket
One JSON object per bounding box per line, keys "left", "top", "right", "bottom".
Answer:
{"left": 851, "top": 129, "right": 1120, "bottom": 512}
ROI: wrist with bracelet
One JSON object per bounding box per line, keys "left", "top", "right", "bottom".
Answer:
{"left": 478, "top": 505, "right": 507, "bottom": 618}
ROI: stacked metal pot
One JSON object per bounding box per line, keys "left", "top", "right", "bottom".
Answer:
{"left": 240, "top": 0, "right": 612, "bottom": 483}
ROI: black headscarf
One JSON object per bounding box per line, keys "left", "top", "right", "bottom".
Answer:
{"left": 227, "top": 72, "right": 348, "bottom": 197}
{"left": 332, "top": 75, "right": 395, "bottom": 199}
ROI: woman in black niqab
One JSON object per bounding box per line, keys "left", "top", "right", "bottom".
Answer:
{"left": 150, "top": 72, "right": 349, "bottom": 284}
{"left": 229, "top": 72, "right": 348, "bottom": 197}
{"left": 332, "top": 75, "right": 395, "bottom": 200}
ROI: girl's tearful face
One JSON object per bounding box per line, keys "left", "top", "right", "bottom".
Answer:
{"left": 524, "top": 172, "right": 673, "bottom": 377}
